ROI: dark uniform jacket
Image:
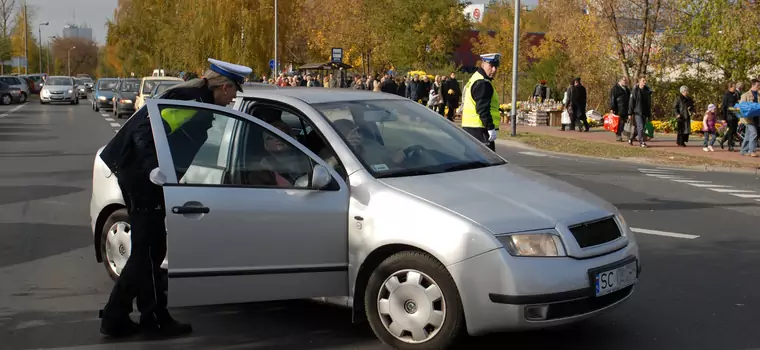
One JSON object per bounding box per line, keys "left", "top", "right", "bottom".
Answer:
{"left": 470, "top": 67, "right": 496, "bottom": 130}
{"left": 609, "top": 84, "right": 630, "bottom": 117}
{"left": 99, "top": 79, "right": 215, "bottom": 204}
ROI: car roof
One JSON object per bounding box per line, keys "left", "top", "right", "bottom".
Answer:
{"left": 47, "top": 76, "right": 73, "bottom": 79}
{"left": 142, "top": 76, "right": 183, "bottom": 81}
{"left": 98, "top": 78, "right": 119, "bottom": 81}
{"left": 237, "top": 87, "right": 406, "bottom": 104}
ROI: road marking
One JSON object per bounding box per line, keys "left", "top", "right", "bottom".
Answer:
{"left": 645, "top": 174, "right": 683, "bottom": 179}
{"left": 672, "top": 179, "right": 711, "bottom": 183}
{"left": 0, "top": 103, "right": 26, "bottom": 117}
{"left": 638, "top": 168, "right": 673, "bottom": 173}
{"left": 731, "top": 193, "right": 760, "bottom": 199}
{"left": 631, "top": 227, "right": 699, "bottom": 239}
{"left": 687, "top": 183, "right": 732, "bottom": 188}
{"left": 708, "top": 188, "right": 756, "bottom": 193}
{"left": 519, "top": 151, "right": 549, "bottom": 157}
{"left": 109, "top": 122, "right": 120, "bottom": 127}
{"left": 104, "top": 117, "right": 115, "bottom": 121}
{"left": 101, "top": 113, "right": 109, "bottom": 117}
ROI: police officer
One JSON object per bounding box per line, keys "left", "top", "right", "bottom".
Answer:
{"left": 461, "top": 53, "right": 501, "bottom": 151}
{"left": 98, "top": 58, "right": 252, "bottom": 338}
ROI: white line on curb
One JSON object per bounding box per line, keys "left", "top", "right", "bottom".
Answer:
{"left": 708, "top": 188, "right": 757, "bottom": 193}
{"left": 731, "top": 194, "right": 760, "bottom": 199}
{"left": 645, "top": 174, "right": 683, "bottom": 179}
{"left": 638, "top": 168, "right": 673, "bottom": 173}
{"left": 101, "top": 113, "right": 109, "bottom": 117}
{"left": 672, "top": 179, "right": 711, "bottom": 183}
{"left": 109, "top": 122, "right": 120, "bottom": 127}
{"left": 631, "top": 228, "right": 700, "bottom": 239}
{"left": 518, "top": 151, "right": 549, "bottom": 157}
{"left": 687, "top": 183, "right": 732, "bottom": 188}
{"left": 104, "top": 117, "right": 115, "bottom": 122}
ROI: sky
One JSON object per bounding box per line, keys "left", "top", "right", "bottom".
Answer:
{"left": 25, "top": 0, "right": 117, "bottom": 44}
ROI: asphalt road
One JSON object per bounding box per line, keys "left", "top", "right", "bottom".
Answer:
{"left": 1, "top": 98, "right": 759, "bottom": 350}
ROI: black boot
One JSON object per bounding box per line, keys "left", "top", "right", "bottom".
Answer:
{"left": 99, "top": 310, "right": 140, "bottom": 338}
{"left": 141, "top": 312, "right": 193, "bottom": 337}
{"left": 719, "top": 138, "right": 725, "bottom": 149}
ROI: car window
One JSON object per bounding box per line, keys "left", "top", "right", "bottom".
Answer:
{"left": 155, "top": 105, "right": 318, "bottom": 189}
{"left": 143, "top": 80, "right": 176, "bottom": 94}
{"left": 120, "top": 81, "right": 139, "bottom": 92}
{"left": 46, "top": 77, "right": 72, "bottom": 85}
{"left": 1, "top": 77, "right": 15, "bottom": 85}
{"left": 98, "top": 80, "right": 118, "bottom": 90}
{"left": 312, "top": 99, "right": 505, "bottom": 178}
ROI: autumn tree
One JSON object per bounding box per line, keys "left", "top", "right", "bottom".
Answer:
{"left": 9, "top": 4, "right": 42, "bottom": 74}
{"left": 0, "top": 0, "right": 14, "bottom": 73}
{"left": 52, "top": 37, "right": 98, "bottom": 77}
{"left": 670, "top": 0, "right": 760, "bottom": 81}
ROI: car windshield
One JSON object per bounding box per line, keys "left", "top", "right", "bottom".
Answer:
{"left": 46, "top": 77, "right": 71, "bottom": 86}
{"left": 312, "top": 99, "right": 505, "bottom": 178}
{"left": 154, "top": 83, "right": 178, "bottom": 95}
{"left": 143, "top": 80, "right": 175, "bottom": 94}
{"left": 75, "top": 79, "right": 85, "bottom": 85}
{"left": 119, "top": 80, "right": 140, "bottom": 92}
{"left": 98, "top": 80, "right": 118, "bottom": 90}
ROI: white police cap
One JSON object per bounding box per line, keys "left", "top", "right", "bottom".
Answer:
{"left": 480, "top": 53, "right": 502, "bottom": 67}
{"left": 208, "top": 58, "right": 253, "bottom": 92}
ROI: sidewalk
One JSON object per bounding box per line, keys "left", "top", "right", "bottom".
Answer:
{"left": 505, "top": 124, "right": 760, "bottom": 168}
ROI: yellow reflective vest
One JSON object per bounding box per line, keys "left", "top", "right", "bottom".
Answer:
{"left": 461, "top": 71, "right": 500, "bottom": 129}
{"left": 160, "top": 108, "right": 197, "bottom": 134}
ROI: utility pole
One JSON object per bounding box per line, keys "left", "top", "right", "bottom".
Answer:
{"left": 510, "top": 0, "right": 521, "bottom": 137}
{"left": 273, "top": 0, "right": 278, "bottom": 78}
{"left": 23, "top": 1, "right": 28, "bottom": 75}
{"left": 39, "top": 22, "right": 49, "bottom": 74}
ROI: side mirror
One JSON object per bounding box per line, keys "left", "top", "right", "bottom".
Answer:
{"left": 310, "top": 164, "right": 332, "bottom": 189}
{"left": 149, "top": 168, "right": 167, "bottom": 186}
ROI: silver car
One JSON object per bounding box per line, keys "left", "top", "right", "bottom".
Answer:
{"left": 90, "top": 90, "right": 640, "bottom": 349}
{"left": 40, "top": 76, "right": 79, "bottom": 105}
{"left": 0, "top": 76, "right": 30, "bottom": 102}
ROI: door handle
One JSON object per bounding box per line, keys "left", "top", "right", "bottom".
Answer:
{"left": 171, "top": 206, "right": 210, "bottom": 214}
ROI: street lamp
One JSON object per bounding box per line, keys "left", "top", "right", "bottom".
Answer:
{"left": 273, "top": 0, "right": 278, "bottom": 79}
{"left": 48, "top": 36, "right": 56, "bottom": 75}
{"left": 510, "top": 0, "right": 521, "bottom": 137}
{"left": 67, "top": 46, "right": 76, "bottom": 76}
{"left": 38, "top": 22, "right": 49, "bottom": 73}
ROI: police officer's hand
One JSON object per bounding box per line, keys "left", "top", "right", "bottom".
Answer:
{"left": 488, "top": 129, "right": 498, "bottom": 142}
{"left": 149, "top": 168, "right": 167, "bottom": 186}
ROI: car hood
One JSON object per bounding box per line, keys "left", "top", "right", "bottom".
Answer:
{"left": 45, "top": 85, "right": 72, "bottom": 93}
{"left": 378, "top": 164, "right": 616, "bottom": 234}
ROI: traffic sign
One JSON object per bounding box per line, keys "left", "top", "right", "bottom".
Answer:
{"left": 269, "top": 59, "right": 275, "bottom": 70}
{"left": 331, "top": 48, "right": 343, "bottom": 63}
{"left": 473, "top": 8, "right": 481, "bottom": 21}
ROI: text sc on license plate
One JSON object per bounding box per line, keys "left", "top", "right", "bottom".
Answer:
{"left": 594, "top": 259, "right": 637, "bottom": 297}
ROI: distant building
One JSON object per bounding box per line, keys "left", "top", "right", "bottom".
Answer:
{"left": 62, "top": 24, "right": 93, "bottom": 41}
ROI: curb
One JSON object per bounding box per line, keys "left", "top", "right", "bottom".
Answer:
{"left": 496, "top": 138, "right": 760, "bottom": 176}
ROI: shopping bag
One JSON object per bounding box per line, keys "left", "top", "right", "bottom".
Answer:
{"left": 622, "top": 120, "right": 634, "bottom": 139}
{"left": 603, "top": 114, "right": 620, "bottom": 132}
{"left": 644, "top": 121, "right": 654, "bottom": 138}
{"left": 561, "top": 110, "right": 571, "bottom": 124}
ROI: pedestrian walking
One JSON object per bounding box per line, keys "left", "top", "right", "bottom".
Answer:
{"left": 442, "top": 72, "right": 462, "bottom": 122}
{"left": 461, "top": 53, "right": 501, "bottom": 151}
{"left": 719, "top": 82, "right": 740, "bottom": 151}
{"left": 702, "top": 104, "right": 718, "bottom": 152}
{"left": 739, "top": 79, "right": 759, "bottom": 157}
{"left": 628, "top": 77, "right": 652, "bottom": 147}
{"left": 566, "top": 77, "right": 589, "bottom": 131}
{"left": 609, "top": 76, "right": 630, "bottom": 142}
{"left": 674, "top": 85, "right": 695, "bottom": 147}
{"left": 97, "top": 58, "right": 251, "bottom": 338}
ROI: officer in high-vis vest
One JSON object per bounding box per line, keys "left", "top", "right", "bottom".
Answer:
{"left": 98, "top": 58, "right": 251, "bottom": 338}
{"left": 461, "top": 53, "right": 501, "bottom": 151}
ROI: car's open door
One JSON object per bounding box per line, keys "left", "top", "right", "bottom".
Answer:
{"left": 145, "top": 99, "right": 349, "bottom": 307}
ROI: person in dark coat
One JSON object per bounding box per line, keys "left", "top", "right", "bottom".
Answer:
{"left": 719, "top": 82, "right": 740, "bottom": 151}
{"left": 380, "top": 74, "right": 398, "bottom": 94}
{"left": 566, "top": 77, "right": 589, "bottom": 131}
{"left": 674, "top": 85, "right": 695, "bottom": 147}
{"left": 98, "top": 58, "right": 250, "bottom": 338}
{"left": 396, "top": 77, "right": 406, "bottom": 97}
{"left": 406, "top": 75, "right": 421, "bottom": 102}
{"left": 441, "top": 72, "right": 462, "bottom": 122}
{"left": 627, "top": 77, "right": 652, "bottom": 147}
{"left": 609, "top": 76, "right": 630, "bottom": 142}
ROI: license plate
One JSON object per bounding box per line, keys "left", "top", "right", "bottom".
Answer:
{"left": 593, "top": 260, "right": 637, "bottom": 297}
{"left": 51, "top": 96, "right": 62, "bottom": 100}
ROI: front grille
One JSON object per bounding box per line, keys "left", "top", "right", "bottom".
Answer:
{"left": 545, "top": 285, "right": 633, "bottom": 320}
{"left": 569, "top": 217, "right": 621, "bottom": 248}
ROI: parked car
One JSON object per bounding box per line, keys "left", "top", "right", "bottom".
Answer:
{"left": 22, "top": 74, "right": 46, "bottom": 93}
{"left": 90, "top": 89, "right": 640, "bottom": 349}
{"left": 92, "top": 78, "right": 118, "bottom": 112}
{"left": 79, "top": 76, "right": 94, "bottom": 91}
{"left": 134, "top": 76, "right": 183, "bottom": 110}
{"left": 112, "top": 78, "right": 140, "bottom": 118}
{"left": 74, "top": 78, "right": 88, "bottom": 99}
{"left": 40, "top": 76, "right": 78, "bottom": 105}
{"left": 0, "top": 75, "right": 30, "bottom": 102}
{"left": 147, "top": 81, "right": 180, "bottom": 99}
{"left": 0, "top": 81, "right": 23, "bottom": 104}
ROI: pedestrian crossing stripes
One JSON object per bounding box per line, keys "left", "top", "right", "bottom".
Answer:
{"left": 638, "top": 168, "right": 760, "bottom": 203}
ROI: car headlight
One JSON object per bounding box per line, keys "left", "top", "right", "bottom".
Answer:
{"left": 40, "top": 89, "right": 48, "bottom": 96}
{"left": 98, "top": 96, "right": 106, "bottom": 101}
{"left": 120, "top": 99, "right": 132, "bottom": 104}
{"left": 497, "top": 230, "right": 566, "bottom": 257}
{"left": 68, "top": 89, "right": 73, "bottom": 94}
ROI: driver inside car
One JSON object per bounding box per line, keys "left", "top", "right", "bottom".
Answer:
{"left": 258, "top": 119, "right": 310, "bottom": 187}
{"left": 328, "top": 119, "right": 406, "bottom": 169}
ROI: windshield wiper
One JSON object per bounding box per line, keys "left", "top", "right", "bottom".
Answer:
{"left": 375, "top": 169, "right": 437, "bottom": 179}
{"left": 442, "top": 161, "right": 492, "bottom": 172}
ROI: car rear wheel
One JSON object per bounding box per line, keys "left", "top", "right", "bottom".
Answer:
{"left": 19, "top": 92, "right": 26, "bottom": 103}
{"left": 365, "top": 251, "right": 466, "bottom": 350}
{"left": 1, "top": 94, "right": 11, "bottom": 105}
{"left": 100, "top": 208, "right": 131, "bottom": 281}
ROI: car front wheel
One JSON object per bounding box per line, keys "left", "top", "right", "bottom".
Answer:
{"left": 365, "top": 251, "right": 466, "bottom": 350}
{"left": 19, "top": 92, "right": 26, "bottom": 103}
{"left": 100, "top": 208, "right": 131, "bottom": 281}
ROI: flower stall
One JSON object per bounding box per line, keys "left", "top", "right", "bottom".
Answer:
{"left": 499, "top": 100, "right": 564, "bottom": 126}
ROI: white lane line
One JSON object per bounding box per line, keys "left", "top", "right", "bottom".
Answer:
{"left": 688, "top": 183, "right": 732, "bottom": 188}
{"left": 101, "top": 113, "right": 109, "bottom": 117}
{"left": 519, "top": 151, "right": 549, "bottom": 157}
{"left": 631, "top": 228, "right": 700, "bottom": 239}
{"left": 731, "top": 193, "right": 760, "bottom": 199}
{"left": 0, "top": 103, "right": 26, "bottom": 117}
{"left": 638, "top": 168, "right": 674, "bottom": 173}
{"left": 672, "top": 179, "right": 711, "bottom": 183}
{"left": 708, "top": 188, "right": 756, "bottom": 193}
{"left": 645, "top": 174, "right": 683, "bottom": 179}
{"left": 104, "top": 117, "right": 115, "bottom": 122}
{"left": 109, "top": 122, "right": 121, "bottom": 127}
